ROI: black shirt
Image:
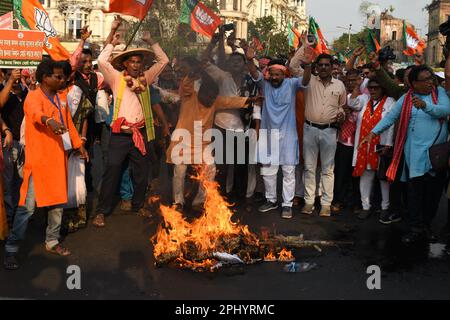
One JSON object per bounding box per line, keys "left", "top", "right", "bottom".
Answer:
{"left": 0, "top": 84, "right": 27, "bottom": 141}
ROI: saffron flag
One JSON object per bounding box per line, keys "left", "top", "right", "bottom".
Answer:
{"left": 252, "top": 36, "right": 264, "bottom": 52}
{"left": 13, "top": 0, "right": 70, "bottom": 61}
{"left": 367, "top": 29, "right": 380, "bottom": 53}
{"left": 105, "top": 0, "right": 153, "bottom": 20}
{"left": 308, "top": 17, "right": 329, "bottom": 55}
{"left": 180, "top": 0, "right": 221, "bottom": 38}
{"left": 403, "top": 21, "right": 426, "bottom": 56}
{"left": 288, "top": 22, "right": 301, "bottom": 49}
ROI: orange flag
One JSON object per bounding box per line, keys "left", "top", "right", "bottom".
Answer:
{"left": 105, "top": 0, "right": 153, "bottom": 20}
{"left": 13, "top": 0, "right": 70, "bottom": 61}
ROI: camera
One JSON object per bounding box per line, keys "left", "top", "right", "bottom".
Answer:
{"left": 223, "top": 23, "right": 235, "bottom": 32}
{"left": 378, "top": 46, "right": 396, "bottom": 63}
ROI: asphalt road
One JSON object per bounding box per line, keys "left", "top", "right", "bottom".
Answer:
{"left": 1, "top": 185, "right": 450, "bottom": 300}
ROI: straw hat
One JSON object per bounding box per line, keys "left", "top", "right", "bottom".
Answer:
{"left": 111, "top": 48, "right": 155, "bottom": 71}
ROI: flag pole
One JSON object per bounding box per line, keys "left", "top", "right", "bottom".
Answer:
{"left": 125, "top": 18, "right": 145, "bottom": 50}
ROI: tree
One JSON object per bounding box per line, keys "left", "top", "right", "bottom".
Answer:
{"left": 332, "top": 28, "right": 371, "bottom": 57}
{"left": 125, "top": 0, "right": 220, "bottom": 58}
{"left": 248, "top": 16, "right": 289, "bottom": 57}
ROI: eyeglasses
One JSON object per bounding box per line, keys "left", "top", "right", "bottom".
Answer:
{"left": 317, "top": 63, "right": 331, "bottom": 68}
{"left": 415, "top": 77, "right": 434, "bottom": 83}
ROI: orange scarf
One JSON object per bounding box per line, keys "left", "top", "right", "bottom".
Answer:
{"left": 353, "top": 96, "right": 387, "bottom": 177}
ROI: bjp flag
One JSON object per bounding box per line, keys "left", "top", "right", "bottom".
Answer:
{"left": 13, "top": 0, "right": 70, "bottom": 61}
{"left": 105, "top": 0, "right": 153, "bottom": 20}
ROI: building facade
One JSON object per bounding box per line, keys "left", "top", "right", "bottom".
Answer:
{"left": 426, "top": 0, "right": 450, "bottom": 66}
{"left": 379, "top": 12, "right": 407, "bottom": 62}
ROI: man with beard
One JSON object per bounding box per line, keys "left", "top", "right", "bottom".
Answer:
{"left": 247, "top": 48, "right": 313, "bottom": 219}
{"left": 301, "top": 53, "right": 347, "bottom": 217}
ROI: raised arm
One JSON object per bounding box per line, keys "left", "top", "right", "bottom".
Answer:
{"left": 345, "top": 46, "right": 364, "bottom": 71}
{"left": 141, "top": 31, "right": 169, "bottom": 85}
{"left": 0, "top": 69, "right": 21, "bottom": 108}
{"left": 98, "top": 16, "right": 123, "bottom": 86}
{"left": 244, "top": 46, "right": 260, "bottom": 81}
{"left": 70, "top": 25, "right": 92, "bottom": 70}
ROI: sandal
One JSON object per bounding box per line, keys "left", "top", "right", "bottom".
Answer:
{"left": 92, "top": 214, "right": 105, "bottom": 227}
{"left": 46, "top": 243, "right": 71, "bottom": 256}
{"left": 67, "top": 221, "right": 79, "bottom": 233}
{"left": 4, "top": 254, "right": 19, "bottom": 270}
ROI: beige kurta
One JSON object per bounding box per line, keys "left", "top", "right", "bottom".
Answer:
{"left": 166, "top": 77, "right": 248, "bottom": 165}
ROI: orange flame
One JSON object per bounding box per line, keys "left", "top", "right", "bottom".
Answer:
{"left": 264, "top": 251, "right": 277, "bottom": 262}
{"left": 278, "top": 248, "right": 294, "bottom": 262}
{"left": 152, "top": 165, "right": 260, "bottom": 270}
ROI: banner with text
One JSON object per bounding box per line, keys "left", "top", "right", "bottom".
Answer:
{"left": 0, "top": 29, "right": 45, "bottom": 68}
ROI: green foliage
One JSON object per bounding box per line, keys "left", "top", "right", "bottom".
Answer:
{"left": 332, "top": 28, "right": 371, "bottom": 57}
{"left": 248, "top": 16, "right": 289, "bottom": 57}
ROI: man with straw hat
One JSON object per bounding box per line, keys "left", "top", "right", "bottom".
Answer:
{"left": 93, "top": 16, "right": 169, "bottom": 227}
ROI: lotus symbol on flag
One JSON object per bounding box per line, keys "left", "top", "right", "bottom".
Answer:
{"left": 195, "top": 7, "right": 214, "bottom": 26}
{"left": 34, "top": 8, "right": 57, "bottom": 49}
{"left": 406, "top": 33, "right": 419, "bottom": 49}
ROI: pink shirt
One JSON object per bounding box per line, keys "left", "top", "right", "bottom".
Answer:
{"left": 98, "top": 43, "right": 169, "bottom": 125}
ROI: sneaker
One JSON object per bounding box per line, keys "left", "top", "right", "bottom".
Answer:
{"left": 3, "top": 253, "right": 19, "bottom": 270}
{"left": 357, "top": 209, "right": 371, "bottom": 220}
{"left": 379, "top": 210, "right": 392, "bottom": 225}
{"left": 258, "top": 201, "right": 279, "bottom": 213}
{"left": 388, "top": 212, "right": 402, "bottom": 224}
{"left": 301, "top": 204, "right": 314, "bottom": 215}
{"left": 319, "top": 205, "right": 331, "bottom": 217}
{"left": 281, "top": 207, "right": 293, "bottom": 219}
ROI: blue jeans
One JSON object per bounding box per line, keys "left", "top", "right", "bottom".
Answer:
{"left": 1, "top": 139, "right": 23, "bottom": 226}
{"left": 5, "top": 176, "right": 63, "bottom": 254}
{"left": 120, "top": 166, "right": 134, "bottom": 201}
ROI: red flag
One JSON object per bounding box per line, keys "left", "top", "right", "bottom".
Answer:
{"left": 105, "top": 0, "right": 153, "bottom": 20}
{"left": 189, "top": 2, "right": 221, "bottom": 38}
{"left": 252, "top": 36, "right": 264, "bottom": 52}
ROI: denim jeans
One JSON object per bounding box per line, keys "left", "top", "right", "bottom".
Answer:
{"left": 1, "top": 139, "right": 23, "bottom": 226}
{"left": 5, "top": 176, "right": 63, "bottom": 254}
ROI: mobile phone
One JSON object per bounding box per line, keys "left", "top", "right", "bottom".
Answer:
{"left": 307, "top": 34, "right": 316, "bottom": 45}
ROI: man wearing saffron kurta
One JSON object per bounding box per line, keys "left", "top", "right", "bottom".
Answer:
{"left": 4, "top": 59, "right": 88, "bottom": 270}
{"left": 93, "top": 16, "right": 169, "bottom": 227}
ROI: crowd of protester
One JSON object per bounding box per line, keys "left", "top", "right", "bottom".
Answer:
{"left": 1, "top": 15, "right": 450, "bottom": 270}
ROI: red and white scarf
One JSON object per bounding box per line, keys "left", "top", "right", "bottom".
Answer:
{"left": 353, "top": 97, "right": 387, "bottom": 177}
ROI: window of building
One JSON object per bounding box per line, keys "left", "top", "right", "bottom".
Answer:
{"left": 392, "top": 30, "right": 397, "bottom": 41}
{"left": 220, "top": 0, "right": 226, "bottom": 10}
{"left": 68, "top": 10, "right": 83, "bottom": 39}
{"left": 233, "top": 0, "right": 238, "bottom": 10}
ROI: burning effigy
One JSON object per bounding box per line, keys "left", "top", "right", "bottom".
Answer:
{"left": 151, "top": 167, "right": 352, "bottom": 272}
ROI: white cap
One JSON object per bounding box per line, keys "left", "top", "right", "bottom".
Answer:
{"left": 435, "top": 71, "right": 445, "bottom": 79}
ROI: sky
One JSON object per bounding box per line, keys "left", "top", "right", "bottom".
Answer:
{"left": 307, "top": 0, "right": 429, "bottom": 43}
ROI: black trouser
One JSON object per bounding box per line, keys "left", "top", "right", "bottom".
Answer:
{"left": 407, "top": 172, "right": 447, "bottom": 233}
{"left": 214, "top": 126, "right": 247, "bottom": 198}
{"left": 333, "top": 142, "right": 358, "bottom": 205}
{"left": 97, "top": 131, "right": 151, "bottom": 215}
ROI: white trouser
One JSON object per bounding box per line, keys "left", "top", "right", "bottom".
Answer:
{"left": 261, "top": 165, "right": 296, "bottom": 207}
{"left": 360, "top": 170, "right": 390, "bottom": 210}
{"left": 303, "top": 124, "right": 337, "bottom": 206}
{"left": 173, "top": 164, "right": 216, "bottom": 206}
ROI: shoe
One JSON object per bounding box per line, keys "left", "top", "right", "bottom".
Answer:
{"left": 258, "top": 201, "right": 279, "bottom": 213}
{"left": 319, "top": 205, "right": 331, "bottom": 217}
{"left": 281, "top": 207, "right": 293, "bottom": 219}
{"left": 301, "top": 204, "right": 314, "bottom": 215}
{"left": 137, "top": 207, "right": 153, "bottom": 218}
{"left": 357, "top": 209, "right": 371, "bottom": 220}
{"left": 379, "top": 210, "right": 392, "bottom": 225}
{"left": 330, "top": 202, "right": 343, "bottom": 213}
{"left": 120, "top": 199, "right": 132, "bottom": 212}
{"left": 292, "top": 197, "right": 303, "bottom": 208}
{"left": 253, "top": 192, "right": 265, "bottom": 203}
{"left": 92, "top": 213, "right": 105, "bottom": 228}
{"left": 3, "top": 254, "right": 19, "bottom": 270}
{"left": 388, "top": 212, "right": 402, "bottom": 224}
{"left": 402, "top": 231, "right": 425, "bottom": 245}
